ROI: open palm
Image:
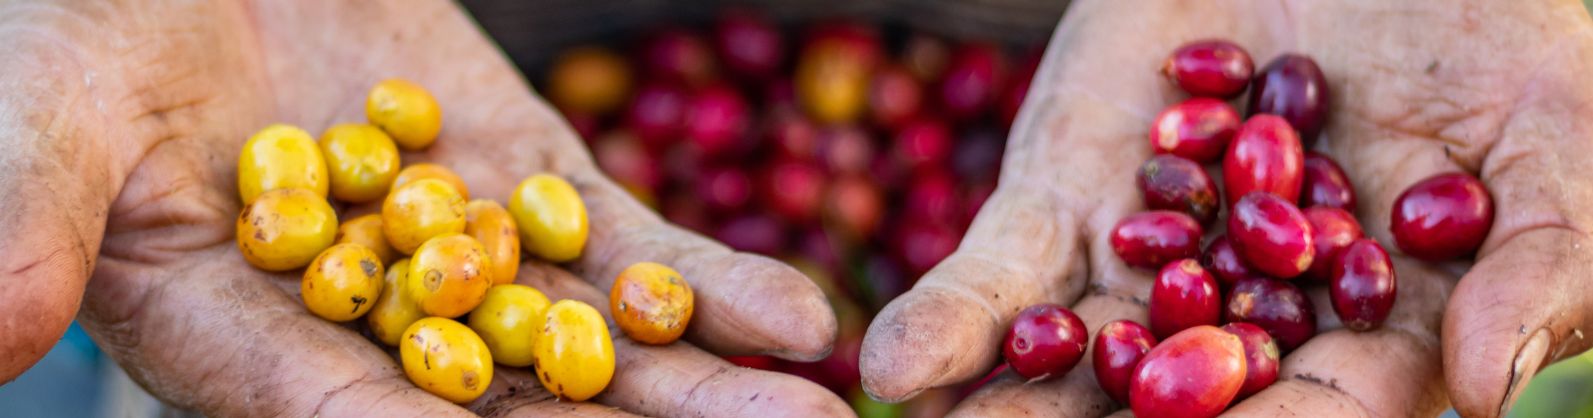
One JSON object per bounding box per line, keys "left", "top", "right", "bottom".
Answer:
{"left": 860, "top": 1, "right": 1593, "bottom": 417}
{"left": 0, "top": 1, "right": 850, "bottom": 416}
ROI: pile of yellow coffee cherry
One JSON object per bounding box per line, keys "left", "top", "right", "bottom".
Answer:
{"left": 232, "top": 78, "right": 697, "bottom": 404}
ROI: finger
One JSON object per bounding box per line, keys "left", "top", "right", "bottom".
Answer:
{"left": 254, "top": 1, "right": 838, "bottom": 362}
{"left": 1224, "top": 257, "right": 1451, "bottom": 417}
{"left": 946, "top": 294, "right": 1144, "bottom": 417}
{"left": 508, "top": 261, "right": 856, "bottom": 418}
{"left": 858, "top": 0, "right": 1277, "bottom": 402}
{"left": 471, "top": 369, "right": 641, "bottom": 418}
{"left": 1296, "top": 1, "right": 1593, "bottom": 415}
{"left": 0, "top": 3, "right": 146, "bottom": 381}
{"left": 1435, "top": 11, "right": 1593, "bottom": 416}
{"left": 83, "top": 247, "right": 473, "bottom": 417}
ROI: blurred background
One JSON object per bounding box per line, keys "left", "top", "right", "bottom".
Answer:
{"left": 5, "top": 1, "right": 1593, "bottom": 417}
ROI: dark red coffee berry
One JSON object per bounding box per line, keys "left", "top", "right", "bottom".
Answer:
{"left": 1138, "top": 154, "right": 1220, "bottom": 226}
{"left": 1300, "top": 152, "right": 1356, "bottom": 211}
{"left": 1228, "top": 192, "right": 1316, "bottom": 279}
{"left": 1225, "top": 277, "right": 1317, "bottom": 352}
{"left": 1331, "top": 239, "right": 1397, "bottom": 331}
{"left": 1248, "top": 54, "right": 1330, "bottom": 146}
{"left": 1110, "top": 211, "right": 1204, "bottom": 270}
{"left": 1220, "top": 322, "right": 1280, "bottom": 400}
{"left": 1004, "top": 304, "right": 1089, "bottom": 380}
{"left": 1162, "top": 39, "right": 1255, "bottom": 99}
{"left": 1224, "top": 115, "right": 1304, "bottom": 206}
{"left": 1303, "top": 207, "right": 1363, "bottom": 281}
{"left": 1150, "top": 98, "right": 1242, "bottom": 164}
{"left": 1390, "top": 172, "right": 1494, "bottom": 261}
{"left": 1202, "top": 236, "right": 1262, "bottom": 288}
{"left": 1093, "top": 320, "right": 1158, "bottom": 405}
{"left": 1149, "top": 259, "right": 1222, "bottom": 339}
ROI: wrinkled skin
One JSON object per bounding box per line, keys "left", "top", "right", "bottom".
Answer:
{"left": 860, "top": 1, "right": 1593, "bottom": 417}
{"left": 0, "top": 1, "right": 847, "bottom": 417}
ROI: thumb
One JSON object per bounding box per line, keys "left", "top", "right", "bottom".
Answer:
{"left": 0, "top": 36, "right": 123, "bottom": 382}
{"left": 1443, "top": 26, "right": 1593, "bottom": 417}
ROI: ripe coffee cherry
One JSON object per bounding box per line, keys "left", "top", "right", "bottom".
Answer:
{"left": 1221, "top": 322, "right": 1280, "bottom": 400}
{"left": 1201, "top": 236, "right": 1262, "bottom": 288}
{"left": 1149, "top": 98, "right": 1241, "bottom": 164}
{"left": 1093, "top": 320, "right": 1158, "bottom": 405}
{"left": 1300, "top": 152, "right": 1357, "bottom": 211}
{"left": 1110, "top": 211, "right": 1203, "bottom": 270}
{"left": 1224, "top": 115, "right": 1304, "bottom": 206}
{"left": 1162, "top": 39, "right": 1254, "bottom": 99}
{"left": 1149, "top": 259, "right": 1222, "bottom": 339}
{"left": 1390, "top": 172, "right": 1494, "bottom": 261}
{"left": 1228, "top": 192, "right": 1316, "bottom": 279}
{"left": 1303, "top": 207, "right": 1364, "bottom": 282}
{"left": 1003, "top": 304, "right": 1089, "bottom": 380}
{"left": 1225, "top": 277, "right": 1317, "bottom": 352}
{"left": 1129, "top": 325, "right": 1246, "bottom": 418}
{"left": 1137, "top": 154, "right": 1220, "bottom": 226}
{"left": 1249, "top": 54, "right": 1330, "bottom": 146}
{"left": 1331, "top": 239, "right": 1397, "bottom": 331}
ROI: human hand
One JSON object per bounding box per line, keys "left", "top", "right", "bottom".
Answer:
{"left": 0, "top": 1, "right": 847, "bottom": 416}
{"left": 859, "top": 1, "right": 1593, "bottom": 416}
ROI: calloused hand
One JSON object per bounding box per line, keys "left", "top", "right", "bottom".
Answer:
{"left": 860, "top": 1, "right": 1593, "bottom": 416}
{"left": 0, "top": 1, "right": 850, "bottom": 416}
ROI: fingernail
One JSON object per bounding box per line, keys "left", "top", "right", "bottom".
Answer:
{"left": 1500, "top": 329, "right": 1552, "bottom": 416}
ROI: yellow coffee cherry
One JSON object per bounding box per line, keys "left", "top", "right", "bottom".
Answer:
{"left": 508, "top": 174, "right": 588, "bottom": 262}
{"left": 369, "top": 258, "right": 425, "bottom": 346}
{"left": 334, "top": 214, "right": 398, "bottom": 265}
{"left": 391, "top": 163, "right": 470, "bottom": 200}
{"left": 464, "top": 200, "right": 520, "bottom": 285}
{"left": 400, "top": 317, "right": 492, "bottom": 404}
{"left": 301, "top": 243, "right": 384, "bottom": 322}
{"left": 382, "top": 178, "right": 466, "bottom": 254}
{"left": 467, "top": 284, "right": 550, "bottom": 367}
{"left": 533, "top": 300, "right": 614, "bottom": 402}
{"left": 237, "top": 124, "right": 329, "bottom": 204}
{"left": 319, "top": 124, "right": 400, "bottom": 203}
{"left": 236, "top": 188, "right": 337, "bottom": 271}
{"left": 367, "top": 78, "right": 442, "bottom": 151}
{"left": 406, "top": 234, "right": 492, "bottom": 318}
{"left": 610, "top": 262, "right": 694, "bottom": 345}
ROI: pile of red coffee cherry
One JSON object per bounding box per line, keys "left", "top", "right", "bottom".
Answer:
{"left": 1000, "top": 40, "right": 1495, "bottom": 418}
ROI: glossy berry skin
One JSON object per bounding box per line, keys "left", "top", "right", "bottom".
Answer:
{"left": 1224, "top": 115, "right": 1304, "bottom": 206}
{"left": 1229, "top": 192, "right": 1316, "bottom": 279}
{"left": 683, "top": 85, "right": 749, "bottom": 157}
{"left": 1201, "top": 236, "right": 1261, "bottom": 288}
{"left": 1109, "top": 211, "right": 1203, "bottom": 270}
{"left": 1303, "top": 207, "right": 1364, "bottom": 282}
{"left": 1390, "top": 173, "right": 1494, "bottom": 261}
{"left": 1225, "top": 277, "right": 1317, "bottom": 352}
{"left": 1129, "top": 325, "right": 1247, "bottom": 418}
{"left": 1300, "top": 152, "right": 1357, "bottom": 212}
{"left": 1221, "top": 322, "right": 1281, "bottom": 400}
{"left": 1137, "top": 154, "right": 1220, "bottom": 226}
{"left": 1162, "top": 39, "right": 1254, "bottom": 99}
{"left": 714, "top": 11, "right": 784, "bottom": 80}
{"left": 1093, "top": 320, "right": 1158, "bottom": 405}
{"left": 1248, "top": 54, "right": 1330, "bottom": 146}
{"left": 1003, "top": 304, "right": 1088, "bottom": 380}
{"left": 1149, "top": 259, "right": 1222, "bottom": 339}
{"left": 1332, "top": 239, "right": 1397, "bottom": 331}
{"left": 1149, "top": 98, "right": 1241, "bottom": 164}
